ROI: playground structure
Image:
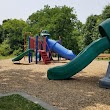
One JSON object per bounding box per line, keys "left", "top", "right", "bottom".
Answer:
{"left": 47, "top": 18, "right": 110, "bottom": 89}
{"left": 12, "top": 30, "right": 76, "bottom": 64}
{"left": 27, "top": 34, "right": 52, "bottom": 64}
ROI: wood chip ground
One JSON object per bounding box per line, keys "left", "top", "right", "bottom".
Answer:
{"left": 0, "top": 58, "right": 110, "bottom": 110}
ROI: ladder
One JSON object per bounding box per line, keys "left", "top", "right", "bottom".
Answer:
{"left": 38, "top": 50, "right": 50, "bottom": 64}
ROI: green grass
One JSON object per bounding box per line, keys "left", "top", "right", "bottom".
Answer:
{"left": 0, "top": 94, "right": 46, "bottom": 110}
{"left": 0, "top": 55, "right": 14, "bottom": 60}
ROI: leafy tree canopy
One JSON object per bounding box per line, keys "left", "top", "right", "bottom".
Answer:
{"left": 2, "top": 19, "right": 28, "bottom": 54}
{"left": 102, "top": 5, "right": 110, "bottom": 20}
{"left": 82, "top": 15, "right": 101, "bottom": 47}
{"left": 27, "top": 5, "right": 82, "bottom": 54}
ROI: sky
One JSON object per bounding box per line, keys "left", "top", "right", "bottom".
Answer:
{"left": 0, "top": 0, "right": 110, "bottom": 24}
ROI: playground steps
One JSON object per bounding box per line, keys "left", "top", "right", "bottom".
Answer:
{"left": 38, "top": 50, "right": 51, "bottom": 64}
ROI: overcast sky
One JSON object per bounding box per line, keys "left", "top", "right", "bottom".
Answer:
{"left": 0, "top": 0, "right": 110, "bottom": 24}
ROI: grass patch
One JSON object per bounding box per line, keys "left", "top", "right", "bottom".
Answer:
{"left": 0, "top": 55, "right": 14, "bottom": 60}
{"left": 0, "top": 94, "right": 46, "bottom": 110}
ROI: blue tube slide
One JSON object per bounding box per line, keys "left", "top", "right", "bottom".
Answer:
{"left": 47, "top": 39, "right": 76, "bottom": 60}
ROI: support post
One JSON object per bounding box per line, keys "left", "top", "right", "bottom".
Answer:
{"left": 99, "top": 62, "right": 110, "bottom": 89}
{"left": 36, "top": 36, "right": 38, "bottom": 64}
{"left": 24, "top": 33, "right": 26, "bottom": 61}
{"left": 28, "top": 36, "right": 31, "bottom": 63}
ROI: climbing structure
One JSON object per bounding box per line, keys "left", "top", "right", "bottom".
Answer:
{"left": 28, "top": 32, "right": 51, "bottom": 64}
{"left": 12, "top": 30, "right": 76, "bottom": 64}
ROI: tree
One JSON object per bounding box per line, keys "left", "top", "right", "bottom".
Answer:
{"left": 2, "top": 19, "right": 28, "bottom": 55}
{"left": 0, "top": 25, "right": 3, "bottom": 43}
{"left": 72, "top": 20, "right": 83, "bottom": 53}
{"left": 27, "top": 5, "right": 81, "bottom": 54}
{"left": 82, "top": 15, "right": 101, "bottom": 47}
{"left": 102, "top": 5, "right": 110, "bottom": 20}
{"left": 0, "top": 38, "right": 11, "bottom": 56}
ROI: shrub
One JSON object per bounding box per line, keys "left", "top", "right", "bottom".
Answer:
{"left": 0, "top": 39, "right": 12, "bottom": 56}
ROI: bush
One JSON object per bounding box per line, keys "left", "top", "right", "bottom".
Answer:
{"left": 12, "top": 47, "right": 23, "bottom": 56}
{"left": 0, "top": 39, "right": 12, "bottom": 56}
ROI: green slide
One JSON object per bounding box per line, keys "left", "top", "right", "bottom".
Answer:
{"left": 47, "top": 18, "right": 110, "bottom": 80}
{"left": 12, "top": 49, "right": 34, "bottom": 61}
